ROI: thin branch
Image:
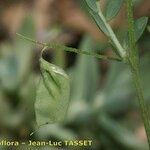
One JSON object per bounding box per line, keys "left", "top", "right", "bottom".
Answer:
{"left": 16, "top": 33, "right": 47, "bottom": 46}
{"left": 127, "top": 0, "right": 150, "bottom": 147}
{"left": 127, "top": 0, "right": 138, "bottom": 65}
{"left": 16, "top": 33, "right": 122, "bottom": 62}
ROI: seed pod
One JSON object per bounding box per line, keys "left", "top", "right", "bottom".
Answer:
{"left": 35, "top": 53, "right": 70, "bottom": 126}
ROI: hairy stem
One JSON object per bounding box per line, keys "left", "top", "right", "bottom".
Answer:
{"left": 17, "top": 33, "right": 122, "bottom": 62}
{"left": 127, "top": 0, "right": 150, "bottom": 147}
{"left": 131, "top": 67, "right": 150, "bottom": 146}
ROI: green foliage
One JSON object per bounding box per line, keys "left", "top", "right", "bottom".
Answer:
{"left": 85, "top": 0, "right": 110, "bottom": 36}
{"left": 0, "top": 52, "right": 18, "bottom": 91}
{"left": 85, "top": 0, "right": 98, "bottom": 12}
{"left": 0, "top": 0, "right": 149, "bottom": 150}
{"left": 127, "top": 0, "right": 150, "bottom": 146}
{"left": 95, "top": 52, "right": 150, "bottom": 115}
{"left": 0, "top": 17, "right": 34, "bottom": 92}
{"left": 35, "top": 55, "right": 70, "bottom": 126}
{"left": 33, "top": 0, "right": 149, "bottom": 147}
{"left": 84, "top": 0, "right": 150, "bottom": 147}
{"left": 104, "top": 0, "right": 124, "bottom": 21}
{"left": 71, "top": 36, "right": 99, "bottom": 102}
{"left": 90, "top": 11, "right": 109, "bottom": 36}
{"left": 134, "top": 17, "right": 148, "bottom": 41}
{"left": 123, "top": 17, "right": 148, "bottom": 49}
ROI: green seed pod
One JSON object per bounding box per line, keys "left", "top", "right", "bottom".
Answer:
{"left": 35, "top": 52, "right": 70, "bottom": 126}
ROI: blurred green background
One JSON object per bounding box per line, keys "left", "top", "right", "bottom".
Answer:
{"left": 0, "top": 0, "right": 149, "bottom": 149}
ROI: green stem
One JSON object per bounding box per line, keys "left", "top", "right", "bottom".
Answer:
{"left": 96, "top": 2, "right": 126, "bottom": 59}
{"left": 127, "top": 0, "right": 138, "bottom": 66}
{"left": 16, "top": 33, "right": 122, "bottom": 62}
{"left": 53, "top": 48, "right": 66, "bottom": 68}
{"left": 127, "top": 0, "right": 150, "bottom": 147}
{"left": 131, "top": 67, "right": 150, "bottom": 146}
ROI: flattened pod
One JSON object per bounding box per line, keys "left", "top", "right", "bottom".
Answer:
{"left": 35, "top": 57, "right": 70, "bottom": 126}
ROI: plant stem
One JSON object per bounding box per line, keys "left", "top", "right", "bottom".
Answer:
{"left": 127, "top": 0, "right": 150, "bottom": 147}
{"left": 96, "top": 2, "right": 126, "bottom": 59}
{"left": 131, "top": 66, "right": 150, "bottom": 146}
{"left": 16, "top": 33, "right": 122, "bottom": 62}
{"left": 53, "top": 48, "right": 66, "bottom": 69}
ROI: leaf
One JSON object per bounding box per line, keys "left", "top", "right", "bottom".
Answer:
{"left": 104, "top": 0, "right": 124, "bottom": 21}
{"left": 84, "top": 0, "right": 109, "bottom": 35}
{"left": 90, "top": 11, "right": 109, "bottom": 36}
{"left": 123, "top": 17, "right": 148, "bottom": 49}
{"left": 35, "top": 57, "right": 70, "bottom": 126}
{"left": 85, "top": 0, "right": 98, "bottom": 12}
{"left": 135, "top": 17, "right": 148, "bottom": 41}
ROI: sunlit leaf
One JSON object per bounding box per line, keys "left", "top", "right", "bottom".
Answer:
{"left": 0, "top": 51, "right": 18, "bottom": 91}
